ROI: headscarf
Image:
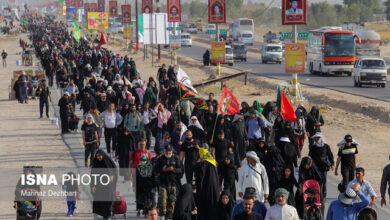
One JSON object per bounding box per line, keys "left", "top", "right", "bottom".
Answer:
{"left": 308, "top": 106, "right": 321, "bottom": 122}
{"left": 311, "top": 132, "right": 325, "bottom": 147}
{"left": 217, "top": 191, "right": 235, "bottom": 220}
{"left": 232, "top": 114, "right": 242, "bottom": 123}
{"left": 275, "top": 188, "right": 289, "bottom": 199}
{"left": 173, "top": 184, "right": 196, "bottom": 220}
{"left": 143, "top": 87, "right": 157, "bottom": 108}
{"left": 113, "top": 74, "right": 124, "bottom": 85}
{"left": 189, "top": 116, "right": 204, "bottom": 131}
{"left": 199, "top": 148, "right": 216, "bottom": 167}
{"left": 253, "top": 100, "right": 263, "bottom": 114}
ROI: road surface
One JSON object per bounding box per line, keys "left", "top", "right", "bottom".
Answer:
{"left": 176, "top": 35, "right": 390, "bottom": 102}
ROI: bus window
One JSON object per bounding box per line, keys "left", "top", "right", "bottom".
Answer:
{"left": 240, "top": 20, "right": 253, "bottom": 25}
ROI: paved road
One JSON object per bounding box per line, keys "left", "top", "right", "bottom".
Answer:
{"left": 176, "top": 37, "right": 390, "bottom": 102}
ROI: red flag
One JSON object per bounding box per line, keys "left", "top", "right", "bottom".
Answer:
{"left": 219, "top": 86, "right": 240, "bottom": 115}
{"left": 280, "top": 91, "right": 297, "bottom": 122}
{"left": 97, "top": 32, "right": 107, "bottom": 49}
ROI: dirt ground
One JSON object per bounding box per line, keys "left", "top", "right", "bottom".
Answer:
{"left": 107, "top": 34, "right": 390, "bottom": 198}
{"left": 0, "top": 35, "right": 92, "bottom": 220}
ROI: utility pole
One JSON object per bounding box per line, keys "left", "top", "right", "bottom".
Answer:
{"left": 156, "top": 0, "right": 161, "bottom": 60}
{"left": 292, "top": 24, "right": 298, "bottom": 100}
{"left": 135, "top": 0, "right": 139, "bottom": 51}
{"left": 216, "top": 23, "right": 219, "bottom": 41}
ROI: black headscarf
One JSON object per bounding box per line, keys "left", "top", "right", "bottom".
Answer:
{"left": 173, "top": 184, "right": 196, "bottom": 220}
{"left": 217, "top": 191, "right": 234, "bottom": 220}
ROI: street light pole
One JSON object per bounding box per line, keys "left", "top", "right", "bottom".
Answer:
{"left": 292, "top": 24, "right": 298, "bottom": 100}
{"left": 135, "top": 0, "right": 139, "bottom": 51}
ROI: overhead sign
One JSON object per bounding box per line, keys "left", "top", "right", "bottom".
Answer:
{"left": 285, "top": 43, "right": 305, "bottom": 73}
{"left": 280, "top": 32, "right": 308, "bottom": 39}
{"left": 87, "top": 12, "right": 109, "bottom": 30}
{"left": 167, "top": 0, "right": 181, "bottom": 22}
{"left": 109, "top": 1, "right": 118, "bottom": 17}
{"left": 121, "top": 5, "right": 131, "bottom": 23}
{"left": 167, "top": 27, "right": 182, "bottom": 31}
{"left": 170, "top": 34, "right": 181, "bottom": 51}
{"left": 220, "top": 29, "right": 228, "bottom": 34}
{"left": 142, "top": 0, "right": 153, "bottom": 13}
{"left": 208, "top": 0, "right": 226, "bottom": 24}
{"left": 282, "top": 0, "right": 307, "bottom": 25}
{"left": 211, "top": 41, "right": 226, "bottom": 63}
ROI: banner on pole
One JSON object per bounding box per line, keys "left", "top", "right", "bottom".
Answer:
{"left": 282, "top": 0, "right": 307, "bottom": 25}
{"left": 211, "top": 41, "right": 225, "bottom": 63}
{"left": 109, "top": 1, "right": 118, "bottom": 17}
{"left": 89, "top": 3, "right": 97, "bottom": 12}
{"left": 84, "top": 3, "right": 90, "bottom": 13}
{"left": 285, "top": 43, "right": 305, "bottom": 73}
{"left": 142, "top": 0, "right": 153, "bottom": 13}
{"left": 208, "top": 0, "right": 226, "bottom": 24}
{"left": 167, "top": 0, "right": 181, "bottom": 22}
{"left": 123, "top": 26, "right": 132, "bottom": 40}
{"left": 121, "top": 5, "right": 131, "bottom": 23}
{"left": 97, "top": 0, "right": 105, "bottom": 12}
{"left": 87, "top": 12, "right": 109, "bottom": 30}
{"left": 77, "top": 0, "right": 83, "bottom": 8}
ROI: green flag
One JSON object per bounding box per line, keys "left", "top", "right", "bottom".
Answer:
{"left": 72, "top": 21, "right": 81, "bottom": 43}
{"left": 59, "top": 0, "right": 64, "bottom": 5}
{"left": 21, "top": 20, "right": 27, "bottom": 25}
{"left": 276, "top": 85, "right": 281, "bottom": 110}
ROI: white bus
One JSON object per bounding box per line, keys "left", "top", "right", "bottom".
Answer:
{"left": 229, "top": 18, "right": 254, "bottom": 45}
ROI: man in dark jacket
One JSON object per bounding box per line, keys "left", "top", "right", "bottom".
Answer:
{"left": 380, "top": 156, "right": 390, "bottom": 207}
{"left": 157, "top": 144, "right": 182, "bottom": 220}
{"left": 212, "top": 130, "right": 233, "bottom": 184}
{"left": 305, "top": 106, "right": 324, "bottom": 145}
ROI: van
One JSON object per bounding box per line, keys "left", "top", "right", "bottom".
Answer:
{"left": 353, "top": 57, "right": 387, "bottom": 88}
{"left": 261, "top": 44, "right": 283, "bottom": 64}
{"left": 233, "top": 43, "right": 247, "bottom": 62}
{"left": 181, "top": 33, "right": 192, "bottom": 47}
{"left": 238, "top": 31, "right": 253, "bottom": 46}
{"left": 224, "top": 45, "right": 234, "bottom": 66}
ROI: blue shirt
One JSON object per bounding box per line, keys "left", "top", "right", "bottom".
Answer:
{"left": 231, "top": 200, "right": 267, "bottom": 220}
{"left": 326, "top": 193, "right": 369, "bottom": 220}
{"left": 245, "top": 117, "right": 265, "bottom": 139}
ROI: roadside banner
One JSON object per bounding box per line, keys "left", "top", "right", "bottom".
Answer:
{"left": 138, "top": 14, "right": 144, "bottom": 43}
{"left": 208, "top": 0, "right": 226, "bottom": 24}
{"left": 142, "top": 0, "right": 153, "bottom": 13}
{"left": 169, "top": 35, "right": 181, "bottom": 52}
{"left": 121, "top": 5, "right": 131, "bottom": 23}
{"left": 66, "top": 8, "right": 76, "bottom": 20}
{"left": 89, "top": 3, "right": 97, "bottom": 12}
{"left": 123, "top": 26, "right": 132, "bottom": 39}
{"left": 211, "top": 41, "right": 225, "bottom": 63}
{"left": 143, "top": 13, "right": 169, "bottom": 45}
{"left": 167, "top": 0, "right": 181, "bottom": 22}
{"left": 87, "top": 12, "right": 109, "bottom": 30}
{"left": 285, "top": 43, "right": 305, "bottom": 73}
{"left": 282, "top": 0, "right": 307, "bottom": 25}
{"left": 62, "top": 5, "right": 66, "bottom": 16}
{"left": 97, "top": 0, "right": 105, "bottom": 12}
{"left": 109, "top": 1, "right": 118, "bottom": 17}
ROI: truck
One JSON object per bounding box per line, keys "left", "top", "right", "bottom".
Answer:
{"left": 229, "top": 18, "right": 254, "bottom": 45}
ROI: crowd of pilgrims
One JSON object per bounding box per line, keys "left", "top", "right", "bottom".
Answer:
{"left": 23, "top": 14, "right": 371, "bottom": 220}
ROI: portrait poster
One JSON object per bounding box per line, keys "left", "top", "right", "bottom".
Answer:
{"left": 121, "top": 5, "right": 132, "bottom": 23}
{"left": 208, "top": 0, "right": 225, "bottom": 24}
{"left": 109, "top": 1, "right": 118, "bottom": 17}
{"left": 142, "top": 0, "right": 153, "bottom": 14}
{"left": 89, "top": 3, "right": 98, "bottom": 12}
{"left": 97, "top": 0, "right": 105, "bottom": 12}
{"left": 167, "top": 0, "right": 181, "bottom": 22}
{"left": 282, "top": 0, "right": 307, "bottom": 25}
{"left": 77, "top": 0, "right": 84, "bottom": 8}
{"left": 84, "top": 3, "right": 90, "bottom": 13}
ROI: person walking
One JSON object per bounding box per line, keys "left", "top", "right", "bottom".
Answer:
{"left": 238, "top": 151, "right": 269, "bottom": 203}
{"left": 335, "top": 134, "right": 359, "bottom": 193}
{"left": 326, "top": 185, "right": 369, "bottom": 220}
{"left": 347, "top": 167, "right": 377, "bottom": 207}
{"left": 99, "top": 102, "right": 123, "bottom": 155}
{"left": 2, "top": 49, "right": 7, "bottom": 68}
{"left": 81, "top": 114, "right": 99, "bottom": 167}
{"left": 124, "top": 104, "right": 144, "bottom": 144}
{"left": 18, "top": 71, "right": 29, "bottom": 104}
{"left": 231, "top": 187, "right": 267, "bottom": 220}
{"left": 305, "top": 106, "right": 324, "bottom": 145}
{"left": 265, "top": 188, "right": 299, "bottom": 220}
{"left": 35, "top": 79, "right": 51, "bottom": 118}
{"left": 58, "top": 92, "right": 71, "bottom": 133}
{"left": 380, "top": 156, "right": 390, "bottom": 207}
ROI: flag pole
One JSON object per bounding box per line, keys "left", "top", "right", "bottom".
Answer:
{"left": 210, "top": 112, "right": 219, "bottom": 145}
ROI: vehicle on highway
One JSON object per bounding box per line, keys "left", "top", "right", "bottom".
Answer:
{"left": 187, "top": 24, "right": 198, "bottom": 34}
{"left": 233, "top": 43, "right": 247, "bottom": 62}
{"left": 261, "top": 43, "right": 283, "bottom": 64}
{"left": 237, "top": 31, "right": 254, "bottom": 46}
{"left": 224, "top": 45, "right": 234, "bottom": 66}
{"left": 205, "top": 24, "right": 216, "bottom": 33}
{"left": 353, "top": 57, "right": 387, "bottom": 88}
{"left": 307, "top": 26, "right": 361, "bottom": 76}
{"left": 181, "top": 33, "right": 192, "bottom": 47}
{"left": 229, "top": 18, "right": 254, "bottom": 43}
{"left": 264, "top": 31, "right": 278, "bottom": 43}
{"left": 195, "top": 19, "right": 204, "bottom": 32}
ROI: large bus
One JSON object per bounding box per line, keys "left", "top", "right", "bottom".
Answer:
{"left": 306, "top": 26, "right": 361, "bottom": 76}
{"left": 229, "top": 18, "right": 254, "bottom": 45}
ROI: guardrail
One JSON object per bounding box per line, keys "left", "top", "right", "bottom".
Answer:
{"left": 193, "top": 71, "right": 252, "bottom": 88}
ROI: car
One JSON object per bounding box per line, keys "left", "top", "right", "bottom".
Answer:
{"left": 233, "top": 43, "right": 247, "bottom": 62}
{"left": 224, "top": 45, "right": 234, "bottom": 66}
{"left": 187, "top": 24, "right": 198, "bottom": 34}
{"left": 261, "top": 43, "right": 283, "bottom": 64}
{"left": 353, "top": 57, "right": 387, "bottom": 88}
{"left": 181, "top": 33, "right": 192, "bottom": 47}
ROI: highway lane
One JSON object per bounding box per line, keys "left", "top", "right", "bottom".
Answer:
{"left": 177, "top": 39, "right": 390, "bottom": 102}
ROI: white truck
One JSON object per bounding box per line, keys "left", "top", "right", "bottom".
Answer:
{"left": 229, "top": 18, "right": 254, "bottom": 45}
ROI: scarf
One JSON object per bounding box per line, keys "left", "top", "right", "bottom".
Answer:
{"left": 199, "top": 149, "right": 216, "bottom": 167}
{"left": 189, "top": 118, "right": 204, "bottom": 131}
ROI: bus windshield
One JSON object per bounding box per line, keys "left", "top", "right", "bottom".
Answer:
{"left": 324, "top": 33, "right": 355, "bottom": 57}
